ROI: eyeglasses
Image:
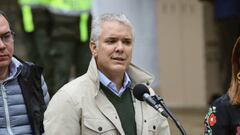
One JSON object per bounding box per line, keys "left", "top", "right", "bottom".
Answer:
{"left": 0, "top": 31, "right": 15, "bottom": 45}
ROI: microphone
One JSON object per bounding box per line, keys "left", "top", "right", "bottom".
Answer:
{"left": 133, "top": 84, "right": 187, "bottom": 135}
{"left": 133, "top": 84, "right": 169, "bottom": 118}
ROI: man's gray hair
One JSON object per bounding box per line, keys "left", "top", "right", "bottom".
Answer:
{"left": 90, "top": 13, "right": 135, "bottom": 43}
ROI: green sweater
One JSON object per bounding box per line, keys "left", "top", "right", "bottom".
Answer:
{"left": 100, "top": 83, "right": 137, "bottom": 135}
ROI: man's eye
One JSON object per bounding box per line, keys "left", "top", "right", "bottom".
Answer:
{"left": 1, "top": 33, "right": 12, "bottom": 42}
{"left": 123, "top": 40, "right": 132, "bottom": 45}
{"left": 106, "top": 39, "right": 116, "bottom": 44}
{"left": 3, "top": 33, "right": 11, "bottom": 39}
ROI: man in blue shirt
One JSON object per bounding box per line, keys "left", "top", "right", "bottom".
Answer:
{"left": 0, "top": 10, "right": 50, "bottom": 135}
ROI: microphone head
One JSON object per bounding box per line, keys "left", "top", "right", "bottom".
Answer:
{"left": 133, "top": 84, "right": 150, "bottom": 101}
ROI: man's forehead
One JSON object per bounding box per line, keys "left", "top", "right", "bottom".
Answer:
{"left": 104, "top": 35, "right": 132, "bottom": 40}
{"left": 0, "top": 15, "right": 8, "bottom": 24}
{"left": 0, "top": 15, "right": 10, "bottom": 33}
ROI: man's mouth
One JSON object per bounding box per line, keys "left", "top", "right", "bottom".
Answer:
{"left": 112, "top": 57, "right": 125, "bottom": 61}
{"left": 0, "top": 55, "right": 8, "bottom": 59}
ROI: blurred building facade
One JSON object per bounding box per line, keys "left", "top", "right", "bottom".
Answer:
{"left": 157, "top": 0, "right": 207, "bottom": 108}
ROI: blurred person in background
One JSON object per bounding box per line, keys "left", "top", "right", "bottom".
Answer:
{"left": 204, "top": 37, "right": 240, "bottom": 135}
{"left": 0, "top": 10, "right": 49, "bottom": 135}
{"left": 44, "top": 13, "right": 170, "bottom": 135}
{"left": 46, "top": 0, "right": 93, "bottom": 96}
{"left": 17, "top": 0, "right": 53, "bottom": 96}
{"left": 17, "top": 0, "right": 51, "bottom": 66}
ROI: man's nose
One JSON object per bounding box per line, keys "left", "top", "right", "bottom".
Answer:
{"left": 115, "top": 41, "right": 124, "bottom": 51}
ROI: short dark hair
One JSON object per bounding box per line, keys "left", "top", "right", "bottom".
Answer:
{"left": 0, "top": 10, "right": 12, "bottom": 30}
{"left": 0, "top": 10, "right": 9, "bottom": 22}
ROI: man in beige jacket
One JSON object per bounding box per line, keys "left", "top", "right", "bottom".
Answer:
{"left": 44, "top": 13, "right": 170, "bottom": 135}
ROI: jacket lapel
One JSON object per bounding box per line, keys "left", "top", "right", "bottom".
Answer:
{"left": 133, "top": 97, "right": 150, "bottom": 135}
{"left": 95, "top": 91, "right": 125, "bottom": 135}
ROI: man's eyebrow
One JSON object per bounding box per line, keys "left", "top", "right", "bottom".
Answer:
{"left": 123, "top": 37, "right": 132, "bottom": 40}
{"left": 0, "top": 31, "right": 11, "bottom": 36}
{"left": 105, "top": 36, "right": 117, "bottom": 38}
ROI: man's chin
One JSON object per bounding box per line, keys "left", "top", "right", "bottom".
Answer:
{"left": 0, "top": 61, "right": 11, "bottom": 68}
{"left": 111, "top": 66, "right": 127, "bottom": 73}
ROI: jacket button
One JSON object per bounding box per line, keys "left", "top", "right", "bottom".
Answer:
{"left": 153, "top": 125, "right": 156, "bottom": 130}
{"left": 98, "top": 127, "right": 102, "bottom": 131}
{"left": 146, "top": 82, "right": 150, "bottom": 86}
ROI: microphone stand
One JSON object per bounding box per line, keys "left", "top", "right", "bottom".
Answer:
{"left": 152, "top": 95, "right": 187, "bottom": 135}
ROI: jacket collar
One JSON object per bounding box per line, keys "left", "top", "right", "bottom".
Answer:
{"left": 2, "top": 57, "right": 22, "bottom": 83}
{"left": 86, "top": 56, "right": 154, "bottom": 95}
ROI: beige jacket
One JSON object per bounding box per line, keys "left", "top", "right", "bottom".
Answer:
{"left": 44, "top": 57, "right": 170, "bottom": 135}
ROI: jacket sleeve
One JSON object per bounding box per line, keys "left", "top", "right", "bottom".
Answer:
{"left": 204, "top": 100, "right": 229, "bottom": 135}
{"left": 44, "top": 90, "right": 81, "bottom": 135}
{"left": 41, "top": 75, "right": 50, "bottom": 105}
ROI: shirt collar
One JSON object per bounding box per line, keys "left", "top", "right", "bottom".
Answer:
{"left": 98, "top": 70, "right": 131, "bottom": 97}
{"left": 5, "top": 57, "right": 22, "bottom": 82}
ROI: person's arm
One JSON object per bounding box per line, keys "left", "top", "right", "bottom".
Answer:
{"left": 44, "top": 90, "right": 81, "bottom": 135}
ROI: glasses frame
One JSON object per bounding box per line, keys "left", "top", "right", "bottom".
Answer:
{"left": 0, "top": 30, "right": 15, "bottom": 45}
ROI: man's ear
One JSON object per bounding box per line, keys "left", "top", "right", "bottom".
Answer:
{"left": 90, "top": 41, "right": 97, "bottom": 56}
